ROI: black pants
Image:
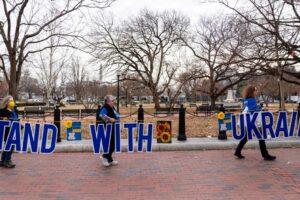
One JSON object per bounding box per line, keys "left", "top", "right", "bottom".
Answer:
{"left": 103, "top": 127, "right": 115, "bottom": 162}
{"left": 1, "top": 146, "right": 14, "bottom": 163}
{"left": 235, "top": 136, "right": 269, "bottom": 158}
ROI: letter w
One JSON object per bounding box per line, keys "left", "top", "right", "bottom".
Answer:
{"left": 90, "top": 124, "right": 112, "bottom": 154}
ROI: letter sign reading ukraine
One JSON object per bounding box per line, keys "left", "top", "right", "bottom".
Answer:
{"left": 231, "top": 111, "right": 299, "bottom": 140}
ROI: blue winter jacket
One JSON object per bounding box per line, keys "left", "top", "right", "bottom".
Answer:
{"left": 243, "top": 97, "right": 261, "bottom": 114}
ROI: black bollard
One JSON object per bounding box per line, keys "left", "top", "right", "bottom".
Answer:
{"left": 136, "top": 104, "right": 144, "bottom": 141}
{"left": 218, "top": 104, "right": 227, "bottom": 140}
{"left": 54, "top": 105, "right": 61, "bottom": 143}
{"left": 138, "top": 104, "right": 144, "bottom": 123}
{"left": 219, "top": 104, "right": 225, "bottom": 113}
{"left": 96, "top": 104, "right": 101, "bottom": 127}
{"left": 178, "top": 104, "right": 187, "bottom": 141}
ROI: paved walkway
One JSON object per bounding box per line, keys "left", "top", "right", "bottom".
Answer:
{"left": 0, "top": 148, "right": 299, "bottom": 200}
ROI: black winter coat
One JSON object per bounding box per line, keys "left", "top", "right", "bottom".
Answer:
{"left": 0, "top": 108, "right": 18, "bottom": 142}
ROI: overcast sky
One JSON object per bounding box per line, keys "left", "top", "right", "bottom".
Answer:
{"left": 93, "top": 0, "right": 232, "bottom": 81}
{"left": 106, "top": 0, "right": 228, "bottom": 24}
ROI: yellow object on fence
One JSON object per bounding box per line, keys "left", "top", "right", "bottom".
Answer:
{"left": 217, "top": 112, "right": 225, "bottom": 120}
{"left": 64, "top": 120, "right": 72, "bottom": 128}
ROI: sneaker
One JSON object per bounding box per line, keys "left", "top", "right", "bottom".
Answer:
{"left": 234, "top": 152, "right": 245, "bottom": 159}
{"left": 264, "top": 155, "right": 276, "bottom": 161}
{"left": 3, "top": 160, "right": 16, "bottom": 168}
{"left": 109, "top": 160, "right": 118, "bottom": 166}
{"left": 102, "top": 157, "right": 110, "bottom": 167}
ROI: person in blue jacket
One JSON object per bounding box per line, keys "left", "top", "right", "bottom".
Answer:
{"left": 0, "top": 95, "right": 18, "bottom": 168}
{"left": 98, "top": 95, "right": 120, "bottom": 167}
{"left": 234, "top": 86, "right": 276, "bottom": 161}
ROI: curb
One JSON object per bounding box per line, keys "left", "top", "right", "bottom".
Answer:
{"left": 54, "top": 137, "right": 300, "bottom": 153}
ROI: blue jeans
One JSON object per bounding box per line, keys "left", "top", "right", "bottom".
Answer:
{"left": 1, "top": 146, "right": 14, "bottom": 162}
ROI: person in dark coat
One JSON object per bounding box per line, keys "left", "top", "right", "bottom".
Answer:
{"left": 234, "top": 86, "right": 276, "bottom": 161}
{"left": 0, "top": 95, "right": 19, "bottom": 168}
{"left": 98, "top": 95, "right": 120, "bottom": 167}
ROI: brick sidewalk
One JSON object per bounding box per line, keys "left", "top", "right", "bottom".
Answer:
{"left": 0, "top": 149, "right": 299, "bottom": 200}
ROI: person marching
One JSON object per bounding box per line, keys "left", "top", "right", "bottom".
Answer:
{"left": 0, "top": 95, "right": 19, "bottom": 168}
{"left": 234, "top": 86, "right": 276, "bottom": 161}
{"left": 98, "top": 95, "right": 120, "bottom": 167}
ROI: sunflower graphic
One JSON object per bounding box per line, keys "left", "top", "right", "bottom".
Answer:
{"left": 64, "top": 120, "right": 72, "bottom": 128}
{"left": 157, "top": 124, "right": 165, "bottom": 134}
{"left": 157, "top": 121, "right": 172, "bottom": 143}
{"left": 218, "top": 112, "right": 225, "bottom": 120}
{"left": 160, "top": 132, "right": 171, "bottom": 143}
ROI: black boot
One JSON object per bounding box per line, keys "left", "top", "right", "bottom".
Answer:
{"left": 3, "top": 160, "right": 16, "bottom": 168}
{"left": 234, "top": 152, "right": 245, "bottom": 159}
{"left": 264, "top": 155, "right": 276, "bottom": 161}
{"left": 235, "top": 136, "right": 248, "bottom": 159}
{"left": 259, "top": 140, "right": 276, "bottom": 161}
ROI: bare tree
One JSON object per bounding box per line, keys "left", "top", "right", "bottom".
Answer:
{"left": 0, "top": 0, "right": 114, "bottom": 99}
{"left": 219, "top": 0, "right": 300, "bottom": 55}
{"left": 0, "top": 78, "right": 8, "bottom": 98}
{"left": 30, "top": 6, "right": 71, "bottom": 106}
{"left": 18, "top": 69, "right": 41, "bottom": 99}
{"left": 34, "top": 49, "right": 65, "bottom": 106}
{"left": 68, "top": 58, "right": 87, "bottom": 102}
{"left": 177, "top": 63, "right": 206, "bottom": 103}
{"left": 119, "top": 75, "right": 151, "bottom": 103}
{"left": 80, "top": 80, "right": 102, "bottom": 109}
{"left": 91, "top": 9, "right": 190, "bottom": 108}
{"left": 181, "top": 15, "right": 256, "bottom": 106}
{"left": 219, "top": 0, "right": 300, "bottom": 109}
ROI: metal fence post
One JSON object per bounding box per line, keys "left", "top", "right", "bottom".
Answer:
{"left": 178, "top": 104, "right": 187, "bottom": 141}
{"left": 218, "top": 104, "right": 227, "bottom": 140}
{"left": 54, "top": 105, "right": 61, "bottom": 143}
{"left": 136, "top": 104, "right": 144, "bottom": 141}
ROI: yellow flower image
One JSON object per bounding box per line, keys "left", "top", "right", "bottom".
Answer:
{"left": 160, "top": 132, "right": 171, "bottom": 143}
{"left": 64, "top": 120, "right": 72, "bottom": 128}
{"left": 218, "top": 112, "right": 225, "bottom": 120}
{"left": 157, "top": 124, "right": 165, "bottom": 134}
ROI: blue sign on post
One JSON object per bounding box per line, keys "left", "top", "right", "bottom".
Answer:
{"left": 66, "top": 121, "right": 82, "bottom": 141}
{"left": 218, "top": 113, "right": 232, "bottom": 131}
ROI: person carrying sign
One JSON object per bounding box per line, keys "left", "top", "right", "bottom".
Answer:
{"left": 0, "top": 95, "right": 18, "bottom": 168}
{"left": 98, "top": 95, "right": 120, "bottom": 167}
{"left": 234, "top": 86, "right": 276, "bottom": 161}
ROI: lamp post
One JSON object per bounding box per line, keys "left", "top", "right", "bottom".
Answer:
{"left": 42, "top": 91, "right": 45, "bottom": 104}
{"left": 125, "top": 86, "right": 128, "bottom": 107}
{"left": 117, "top": 70, "right": 121, "bottom": 112}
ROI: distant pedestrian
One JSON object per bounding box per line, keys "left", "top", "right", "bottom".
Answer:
{"left": 0, "top": 95, "right": 19, "bottom": 168}
{"left": 98, "top": 95, "right": 119, "bottom": 167}
{"left": 234, "top": 86, "right": 276, "bottom": 161}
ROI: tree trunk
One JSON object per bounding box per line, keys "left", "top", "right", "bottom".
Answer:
{"left": 46, "top": 89, "right": 51, "bottom": 106}
{"left": 279, "top": 80, "right": 285, "bottom": 111}
{"left": 265, "top": 101, "right": 269, "bottom": 107}
{"left": 191, "top": 89, "right": 196, "bottom": 103}
{"left": 9, "top": 59, "right": 17, "bottom": 99}
{"left": 153, "top": 93, "right": 160, "bottom": 109}
{"left": 210, "top": 96, "right": 217, "bottom": 107}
